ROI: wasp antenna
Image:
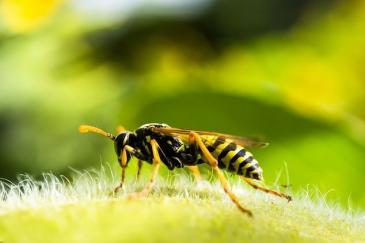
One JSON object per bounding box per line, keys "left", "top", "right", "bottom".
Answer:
{"left": 79, "top": 125, "right": 115, "bottom": 140}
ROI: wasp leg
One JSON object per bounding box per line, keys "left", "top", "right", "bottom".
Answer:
{"left": 242, "top": 177, "right": 292, "bottom": 202}
{"left": 189, "top": 132, "right": 253, "bottom": 217}
{"left": 112, "top": 148, "right": 128, "bottom": 195}
{"left": 112, "top": 145, "right": 137, "bottom": 195}
{"left": 187, "top": 166, "right": 202, "bottom": 182}
{"left": 128, "top": 139, "right": 161, "bottom": 199}
{"left": 135, "top": 159, "right": 143, "bottom": 182}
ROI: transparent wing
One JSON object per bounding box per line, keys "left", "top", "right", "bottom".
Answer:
{"left": 151, "top": 127, "right": 269, "bottom": 148}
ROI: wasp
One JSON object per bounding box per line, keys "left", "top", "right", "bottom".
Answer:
{"left": 79, "top": 123, "right": 291, "bottom": 216}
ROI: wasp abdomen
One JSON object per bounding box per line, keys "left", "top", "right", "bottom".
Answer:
{"left": 203, "top": 136, "right": 263, "bottom": 180}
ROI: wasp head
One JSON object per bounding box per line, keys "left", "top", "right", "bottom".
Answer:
{"left": 114, "top": 131, "right": 139, "bottom": 165}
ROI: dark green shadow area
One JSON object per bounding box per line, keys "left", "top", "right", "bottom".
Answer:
{"left": 132, "top": 91, "right": 330, "bottom": 141}
{"left": 130, "top": 91, "right": 365, "bottom": 208}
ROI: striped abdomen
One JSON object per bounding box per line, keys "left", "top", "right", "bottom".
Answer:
{"left": 203, "top": 135, "right": 263, "bottom": 181}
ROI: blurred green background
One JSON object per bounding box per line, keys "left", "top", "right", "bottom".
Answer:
{"left": 1, "top": 0, "right": 365, "bottom": 209}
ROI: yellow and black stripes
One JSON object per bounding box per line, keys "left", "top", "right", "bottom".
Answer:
{"left": 228, "top": 148, "right": 246, "bottom": 171}
{"left": 203, "top": 135, "right": 263, "bottom": 181}
{"left": 217, "top": 142, "right": 237, "bottom": 165}
{"left": 207, "top": 136, "right": 225, "bottom": 152}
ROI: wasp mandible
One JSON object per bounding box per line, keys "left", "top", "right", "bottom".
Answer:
{"left": 79, "top": 123, "right": 292, "bottom": 217}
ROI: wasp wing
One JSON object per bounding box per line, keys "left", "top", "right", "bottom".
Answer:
{"left": 151, "top": 127, "right": 269, "bottom": 148}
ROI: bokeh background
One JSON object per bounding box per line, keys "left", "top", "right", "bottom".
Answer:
{"left": 1, "top": 0, "right": 365, "bottom": 209}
